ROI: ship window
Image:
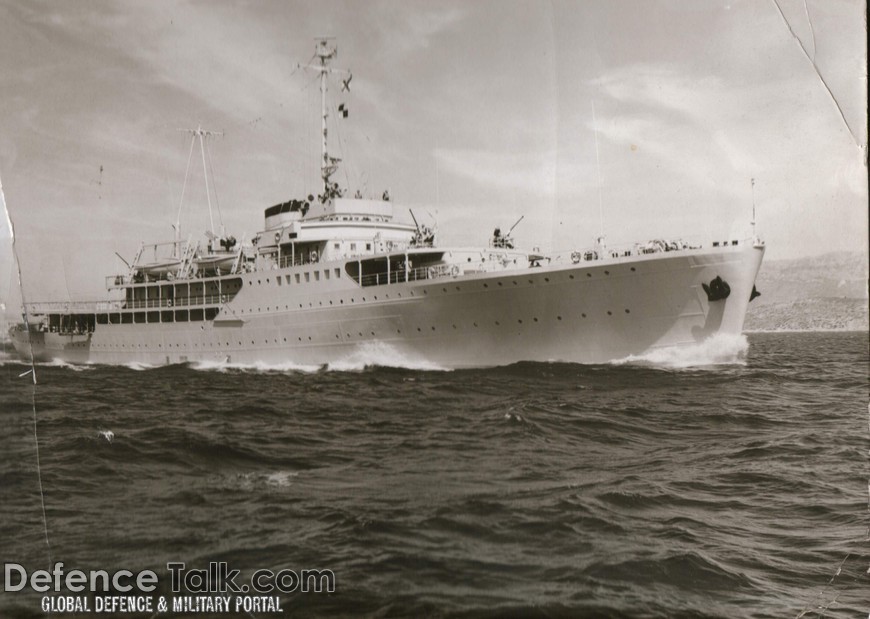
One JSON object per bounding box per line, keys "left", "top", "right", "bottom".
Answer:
{"left": 334, "top": 243, "right": 340, "bottom": 250}
{"left": 350, "top": 243, "right": 357, "bottom": 250}
{"left": 305, "top": 273, "right": 310, "bottom": 282}
{"left": 325, "top": 270, "right": 330, "bottom": 280}
{"left": 285, "top": 275, "right": 291, "bottom": 284}
{"left": 366, "top": 243, "right": 371, "bottom": 251}
{"left": 277, "top": 278, "right": 282, "bottom": 286}
{"left": 314, "top": 271, "right": 320, "bottom": 281}
{"left": 335, "top": 268, "right": 340, "bottom": 278}
{"left": 295, "top": 274, "right": 301, "bottom": 283}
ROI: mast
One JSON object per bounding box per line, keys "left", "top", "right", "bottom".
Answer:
{"left": 319, "top": 40, "right": 332, "bottom": 192}
{"left": 750, "top": 177, "right": 758, "bottom": 240}
{"left": 301, "top": 39, "right": 351, "bottom": 199}
{"left": 176, "top": 126, "right": 223, "bottom": 249}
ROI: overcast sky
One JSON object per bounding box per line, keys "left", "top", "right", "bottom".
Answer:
{"left": 0, "top": 0, "right": 866, "bottom": 307}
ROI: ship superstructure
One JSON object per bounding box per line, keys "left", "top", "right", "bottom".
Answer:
{"left": 9, "top": 40, "right": 764, "bottom": 367}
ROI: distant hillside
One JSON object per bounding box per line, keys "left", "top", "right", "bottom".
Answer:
{"left": 745, "top": 251, "right": 868, "bottom": 331}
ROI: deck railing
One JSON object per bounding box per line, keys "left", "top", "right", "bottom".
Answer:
{"left": 358, "top": 264, "right": 453, "bottom": 287}
{"left": 25, "top": 294, "right": 231, "bottom": 314}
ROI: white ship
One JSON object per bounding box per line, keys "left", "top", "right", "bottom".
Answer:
{"left": 10, "top": 41, "right": 764, "bottom": 368}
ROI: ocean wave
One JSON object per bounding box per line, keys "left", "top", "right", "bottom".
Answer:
{"left": 189, "top": 358, "right": 321, "bottom": 374}
{"left": 33, "top": 358, "right": 96, "bottom": 371}
{"left": 613, "top": 333, "right": 749, "bottom": 369}
{"left": 327, "top": 341, "right": 450, "bottom": 372}
{"left": 121, "top": 360, "right": 158, "bottom": 371}
{"left": 219, "top": 470, "right": 299, "bottom": 491}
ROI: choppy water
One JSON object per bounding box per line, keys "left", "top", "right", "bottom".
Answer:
{"left": 1, "top": 331, "right": 867, "bottom": 618}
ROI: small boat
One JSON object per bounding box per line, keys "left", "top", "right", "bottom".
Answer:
{"left": 194, "top": 251, "right": 237, "bottom": 276}
{"left": 136, "top": 258, "right": 182, "bottom": 279}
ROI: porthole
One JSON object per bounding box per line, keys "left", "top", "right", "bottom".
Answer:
{"left": 604, "top": 271, "right": 609, "bottom": 275}
{"left": 582, "top": 313, "right": 587, "bottom": 318}
{"left": 630, "top": 267, "right": 636, "bottom": 272}
{"left": 586, "top": 273, "right": 592, "bottom": 278}
{"left": 607, "top": 311, "right": 612, "bottom": 316}
{"left": 625, "top": 309, "right": 630, "bottom": 314}
{"left": 557, "top": 316, "right": 562, "bottom": 320}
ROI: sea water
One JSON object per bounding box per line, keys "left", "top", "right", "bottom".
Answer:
{"left": 1, "top": 331, "right": 867, "bottom": 618}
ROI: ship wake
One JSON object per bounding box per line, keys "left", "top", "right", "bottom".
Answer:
{"left": 328, "top": 341, "right": 449, "bottom": 372}
{"left": 612, "top": 333, "right": 749, "bottom": 369}
{"left": 189, "top": 359, "right": 321, "bottom": 374}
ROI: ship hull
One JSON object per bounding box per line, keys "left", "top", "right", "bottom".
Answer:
{"left": 10, "top": 242, "right": 764, "bottom": 368}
